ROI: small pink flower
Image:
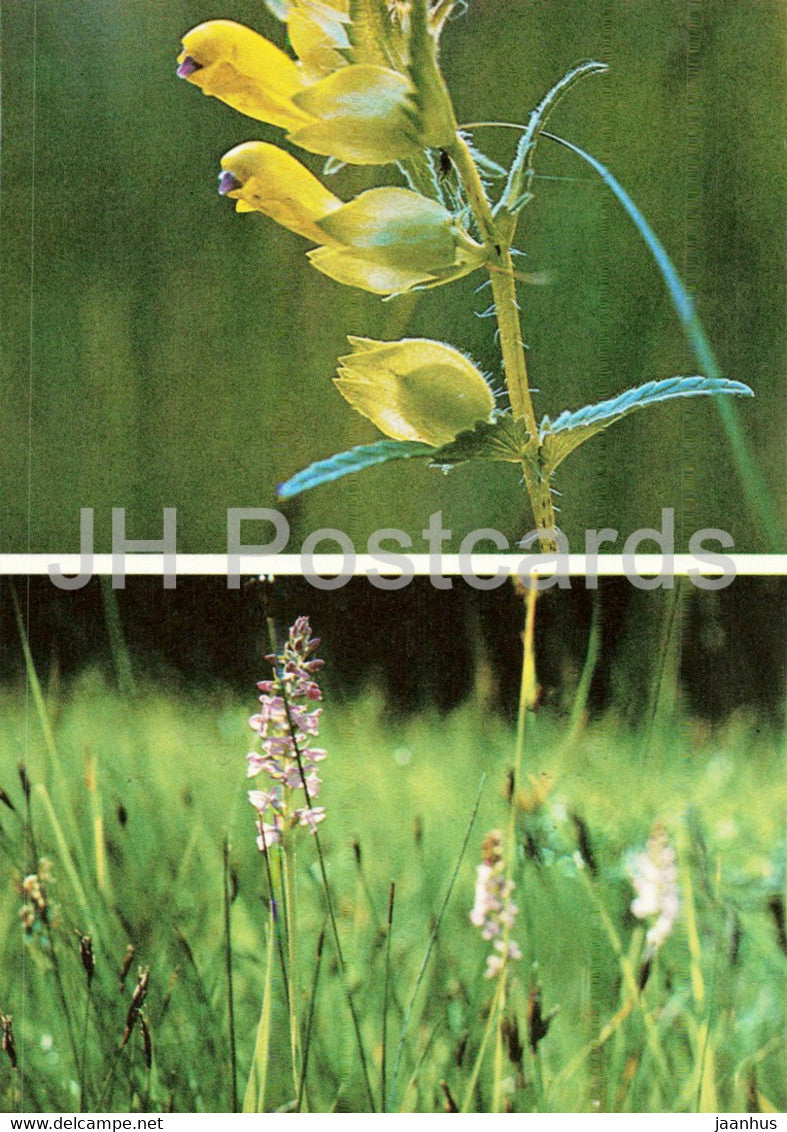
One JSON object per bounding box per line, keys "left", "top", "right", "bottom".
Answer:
{"left": 248, "top": 788, "right": 281, "bottom": 813}
{"left": 295, "top": 806, "right": 326, "bottom": 832}
{"left": 256, "top": 819, "right": 283, "bottom": 851}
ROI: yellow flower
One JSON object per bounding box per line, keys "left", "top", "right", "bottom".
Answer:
{"left": 219, "top": 143, "right": 485, "bottom": 295}
{"left": 333, "top": 336, "right": 495, "bottom": 445}
{"left": 219, "top": 142, "right": 342, "bottom": 243}
{"left": 177, "top": 20, "right": 311, "bottom": 131}
{"left": 178, "top": 18, "right": 420, "bottom": 165}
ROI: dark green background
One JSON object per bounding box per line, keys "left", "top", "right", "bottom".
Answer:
{"left": 2, "top": 0, "right": 784, "bottom": 553}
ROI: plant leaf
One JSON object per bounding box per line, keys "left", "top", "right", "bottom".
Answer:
{"left": 278, "top": 440, "right": 433, "bottom": 499}
{"left": 429, "top": 413, "right": 532, "bottom": 466}
{"left": 539, "top": 375, "right": 754, "bottom": 476}
{"left": 496, "top": 60, "right": 608, "bottom": 219}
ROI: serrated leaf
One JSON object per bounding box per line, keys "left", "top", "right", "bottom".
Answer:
{"left": 278, "top": 440, "right": 433, "bottom": 499}
{"left": 539, "top": 375, "right": 754, "bottom": 476}
{"left": 429, "top": 414, "right": 533, "bottom": 466}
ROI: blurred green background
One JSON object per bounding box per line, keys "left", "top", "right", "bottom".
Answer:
{"left": 2, "top": 0, "right": 784, "bottom": 553}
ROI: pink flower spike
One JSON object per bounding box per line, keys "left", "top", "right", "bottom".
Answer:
{"left": 246, "top": 616, "right": 328, "bottom": 848}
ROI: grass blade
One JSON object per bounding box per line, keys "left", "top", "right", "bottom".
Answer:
{"left": 388, "top": 773, "right": 486, "bottom": 1111}
{"left": 381, "top": 881, "right": 395, "bottom": 1112}
{"left": 541, "top": 131, "right": 780, "bottom": 550}
{"left": 222, "top": 838, "right": 239, "bottom": 1112}
{"left": 296, "top": 923, "right": 326, "bottom": 1112}
{"left": 242, "top": 908, "right": 276, "bottom": 1113}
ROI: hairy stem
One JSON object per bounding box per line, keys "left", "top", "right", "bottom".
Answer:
{"left": 447, "top": 135, "right": 557, "bottom": 550}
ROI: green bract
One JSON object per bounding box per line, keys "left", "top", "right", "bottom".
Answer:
{"left": 289, "top": 65, "right": 420, "bottom": 164}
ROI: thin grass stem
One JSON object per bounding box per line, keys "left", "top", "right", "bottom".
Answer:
{"left": 460, "top": 973, "right": 505, "bottom": 1112}
{"left": 296, "top": 923, "right": 326, "bottom": 1113}
{"left": 388, "top": 774, "right": 486, "bottom": 1111}
{"left": 280, "top": 843, "right": 302, "bottom": 1096}
{"left": 490, "top": 582, "right": 539, "bottom": 1110}
{"left": 222, "top": 837, "right": 239, "bottom": 1112}
{"left": 257, "top": 825, "right": 291, "bottom": 1013}
{"left": 539, "top": 130, "right": 779, "bottom": 550}
{"left": 242, "top": 904, "right": 276, "bottom": 1113}
{"left": 380, "top": 881, "right": 395, "bottom": 1112}
{"left": 78, "top": 980, "right": 92, "bottom": 1112}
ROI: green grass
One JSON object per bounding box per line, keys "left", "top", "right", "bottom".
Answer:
{"left": 0, "top": 672, "right": 784, "bottom": 1113}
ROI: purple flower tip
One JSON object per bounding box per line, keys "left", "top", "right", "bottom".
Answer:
{"left": 218, "top": 170, "right": 243, "bottom": 196}
{"left": 176, "top": 55, "right": 201, "bottom": 79}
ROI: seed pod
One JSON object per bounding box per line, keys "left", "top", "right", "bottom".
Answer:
{"left": 334, "top": 336, "right": 494, "bottom": 444}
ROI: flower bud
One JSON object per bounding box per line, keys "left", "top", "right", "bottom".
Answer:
{"left": 334, "top": 336, "right": 495, "bottom": 446}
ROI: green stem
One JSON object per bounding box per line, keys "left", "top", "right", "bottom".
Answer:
{"left": 242, "top": 906, "right": 276, "bottom": 1113}
{"left": 493, "top": 583, "right": 538, "bottom": 1109}
{"left": 281, "top": 844, "right": 302, "bottom": 1099}
{"left": 447, "top": 135, "right": 557, "bottom": 549}
{"left": 460, "top": 973, "right": 505, "bottom": 1112}
{"left": 222, "top": 838, "right": 239, "bottom": 1113}
{"left": 381, "top": 881, "right": 395, "bottom": 1113}
{"left": 78, "top": 981, "right": 92, "bottom": 1112}
{"left": 296, "top": 925, "right": 326, "bottom": 1112}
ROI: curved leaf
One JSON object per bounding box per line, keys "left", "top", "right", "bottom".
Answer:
{"left": 540, "top": 375, "right": 754, "bottom": 476}
{"left": 278, "top": 440, "right": 433, "bottom": 499}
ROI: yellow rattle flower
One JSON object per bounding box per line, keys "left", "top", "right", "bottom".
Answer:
{"left": 219, "top": 142, "right": 485, "bottom": 295}
{"left": 178, "top": 19, "right": 420, "bottom": 165}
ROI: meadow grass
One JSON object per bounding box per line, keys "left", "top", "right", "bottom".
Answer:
{"left": 0, "top": 666, "right": 784, "bottom": 1113}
